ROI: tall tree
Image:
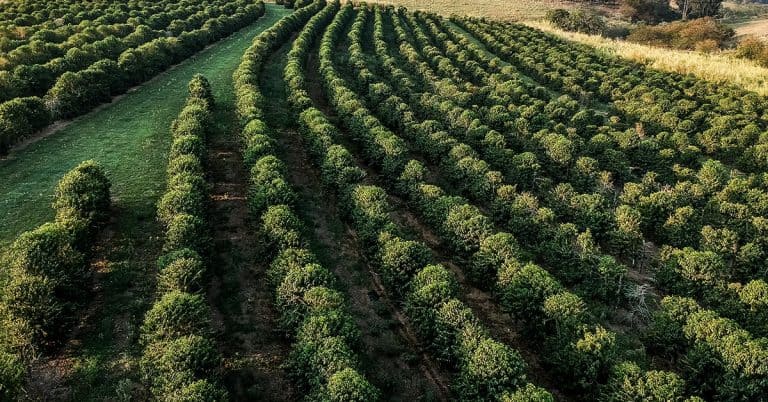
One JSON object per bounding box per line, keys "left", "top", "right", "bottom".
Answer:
{"left": 675, "top": 0, "right": 723, "bottom": 19}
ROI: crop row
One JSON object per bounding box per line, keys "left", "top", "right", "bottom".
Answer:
{"left": 0, "top": 0, "right": 266, "bottom": 153}
{"left": 139, "top": 75, "right": 229, "bottom": 400}
{"left": 0, "top": 0, "right": 220, "bottom": 81}
{"left": 330, "top": 5, "right": 687, "bottom": 399}
{"left": 234, "top": 1, "right": 380, "bottom": 400}
{"left": 337, "top": 5, "right": 768, "bottom": 400}
{"left": 285, "top": 2, "right": 558, "bottom": 401}
{"left": 384, "top": 7, "right": 768, "bottom": 342}
{"left": 0, "top": 158, "right": 111, "bottom": 399}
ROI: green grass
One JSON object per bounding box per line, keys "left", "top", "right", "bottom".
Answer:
{"left": 0, "top": 4, "right": 290, "bottom": 399}
{"left": 0, "top": 4, "right": 291, "bottom": 247}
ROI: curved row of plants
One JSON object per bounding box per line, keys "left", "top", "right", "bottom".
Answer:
{"left": 332, "top": 5, "right": 701, "bottom": 400}
{"left": 393, "top": 7, "right": 768, "bottom": 343}
{"left": 0, "top": 0, "right": 225, "bottom": 96}
{"left": 0, "top": 159, "right": 112, "bottom": 398}
{"left": 234, "top": 1, "right": 380, "bottom": 400}
{"left": 285, "top": 3, "right": 556, "bottom": 401}
{"left": 0, "top": 0, "right": 161, "bottom": 54}
{"left": 359, "top": 7, "right": 764, "bottom": 397}
{"left": 139, "top": 74, "right": 228, "bottom": 400}
{"left": 0, "top": 0, "right": 266, "bottom": 154}
{"left": 285, "top": 5, "right": 551, "bottom": 400}
{"left": 455, "top": 17, "right": 768, "bottom": 175}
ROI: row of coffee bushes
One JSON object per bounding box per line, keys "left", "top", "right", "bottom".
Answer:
{"left": 332, "top": 5, "right": 705, "bottom": 400}
{"left": 0, "top": 0, "right": 217, "bottom": 67}
{"left": 276, "top": 0, "right": 313, "bottom": 9}
{"left": 442, "top": 14, "right": 768, "bottom": 340}
{"left": 138, "top": 75, "right": 228, "bottom": 400}
{"left": 0, "top": 0, "right": 215, "bottom": 95}
{"left": 648, "top": 296, "right": 768, "bottom": 400}
{"left": 0, "top": 0, "right": 266, "bottom": 154}
{"left": 370, "top": 7, "right": 629, "bottom": 304}
{"left": 0, "top": 160, "right": 111, "bottom": 397}
{"left": 0, "top": 0, "right": 139, "bottom": 49}
{"left": 234, "top": 1, "right": 380, "bottom": 399}
{"left": 233, "top": 0, "right": 324, "bottom": 124}
{"left": 399, "top": 9, "right": 768, "bottom": 340}
{"left": 291, "top": 4, "right": 554, "bottom": 400}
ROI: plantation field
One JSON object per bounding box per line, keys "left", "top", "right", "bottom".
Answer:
{"left": 2, "top": 0, "right": 768, "bottom": 400}
{"left": 0, "top": 2, "right": 289, "bottom": 399}
{"left": 363, "top": 0, "right": 578, "bottom": 20}
{"left": 529, "top": 20, "right": 768, "bottom": 96}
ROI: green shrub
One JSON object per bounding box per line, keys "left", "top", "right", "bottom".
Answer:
{"left": 0, "top": 96, "right": 51, "bottom": 153}
{"left": 276, "top": 264, "right": 335, "bottom": 331}
{"left": 188, "top": 74, "right": 213, "bottom": 104}
{"left": 141, "top": 291, "right": 211, "bottom": 343}
{"left": 434, "top": 299, "right": 485, "bottom": 362}
{"left": 268, "top": 247, "right": 318, "bottom": 289}
{"left": 546, "top": 9, "right": 606, "bottom": 35}
{"left": 242, "top": 119, "right": 271, "bottom": 142}
{"left": 348, "top": 185, "right": 397, "bottom": 246}
{"left": 547, "top": 325, "right": 617, "bottom": 393}
{"left": 52, "top": 159, "right": 111, "bottom": 224}
{"left": 456, "top": 338, "right": 528, "bottom": 401}
{"left": 443, "top": 204, "right": 494, "bottom": 255}
{"left": 376, "top": 233, "right": 432, "bottom": 296}
{"left": 141, "top": 335, "right": 220, "bottom": 395}
{"left": 2, "top": 273, "right": 63, "bottom": 348}
{"left": 167, "top": 154, "right": 204, "bottom": 178}
{"left": 243, "top": 133, "right": 276, "bottom": 167}
{"left": 543, "top": 292, "right": 588, "bottom": 334}
{"left": 297, "top": 310, "right": 360, "bottom": 350}
{"left": 172, "top": 114, "right": 207, "bottom": 139}
{"left": 157, "top": 184, "right": 206, "bottom": 226}
{"left": 261, "top": 205, "right": 304, "bottom": 250}
{"left": 406, "top": 264, "right": 459, "bottom": 339}
{"left": 168, "top": 173, "right": 207, "bottom": 198}
{"left": 164, "top": 213, "right": 208, "bottom": 254}
{"left": 289, "top": 336, "right": 358, "bottom": 391}
{"left": 168, "top": 379, "right": 228, "bottom": 402}
{"left": 496, "top": 262, "right": 562, "bottom": 323}
{"left": 249, "top": 156, "right": 296, "bottom": 214}
{"left": 604, "top": 361, "right": 687, "bottom": 401}
{"left": 7, "top": 222, "right": 86, "bottom": 298}
{"left": 500, "top": 383, "right": 555, "bottom": 401}
{"left": 170, "top": 135, "right": 206, "bottom": 160}
{"left": 322, "top": 145, "right": 366, "bottom": 191}
{"left": 323, "top": 368, "right": 381, "bottom": 402}
{"left": 158, "top": 255, "right": 205, "bottom": 293}
{"left": 303, "top": 286, "right": 346, "bottom": 315}
{"left": 0, "top": 351, "right": 24, "bottom": 401}
{"left": 469, "top": 232, "right": 520, "bottom": 286}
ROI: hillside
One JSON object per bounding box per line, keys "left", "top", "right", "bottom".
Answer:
{"left": 365, "top": 0, "right": 581, "bottom": 20}
{"left": 1, "top": 0, "right": 767, "bottom": 400}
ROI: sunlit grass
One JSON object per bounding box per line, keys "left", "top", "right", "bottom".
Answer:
{"left": 527, "top": 20, "right": 768, "bottom": 96}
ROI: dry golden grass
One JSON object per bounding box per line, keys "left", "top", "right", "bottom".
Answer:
{"left": 527, "top": 21, "right": 768, "bottom": 95}
{"left": 366, "top": 0, "right": 576, "bottom": 20}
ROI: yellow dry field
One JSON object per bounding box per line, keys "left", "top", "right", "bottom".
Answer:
{"left": 528, "top": 21, "right": 768, "bottom": 95}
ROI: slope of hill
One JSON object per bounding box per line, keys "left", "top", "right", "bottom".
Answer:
{"left": 529, "top": 20, "right": 768, "bottom": 95}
